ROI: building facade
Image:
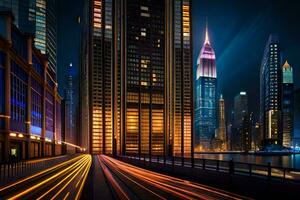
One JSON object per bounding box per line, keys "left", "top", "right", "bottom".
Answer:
{"left": 0, "top": 12, "right": 61, "bottom": 163}
{"left": 281, "top": 60, "right": 294, "bottom": 147}
{"left": 217, "top": 94, "right": 226, "bottom": 150}
{"left": 232, "top": 91, "right": 248, "bottom": 150}
{"left": 195, "top": 25, "right": 217, "bottom": 151}
{"left": 81, "top": 0, "right": 193, "bottom": 157}
{"left": 241, "top": 113, "right": 253, "bottom": 152}
{"left": 64, "top": 63, "right": 76, "bottom": 153}
{"left": 294, "top": 89, "right": 300, "bottom": 147}
{"left": 260, "top": 34, "right": 282, "bottom": 146}
{"left": 0, "top": 0, "right": 57, "bottom": 73}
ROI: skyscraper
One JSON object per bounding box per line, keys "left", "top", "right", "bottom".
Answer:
{"left": 81, "top": 0, "right": 193, "bottom": 157}
{"left": 0, "top": 0, "right": 57, "bottom": 73}
{"left": 241, "top": 113, "right": 253, "bottom": 152}
{"left": 260, "top": 34, "right": 282, "bottom": 146}
{"left": 234, "top": 92, "right": 248, "bottom": 128}
{"left": 282, "top": 60, "right": 294, "bottom": 147}
{"left": 217, "top": 94, "right": 226, "bottom": 149}
{"left": 195, "top": 24, "right": 217, "bottom": 151}
{"left": 64, "top": 63, "right": 75, "bottom": 153}
{"left": 233, "top": 91, "right": 248, "bottom": 150}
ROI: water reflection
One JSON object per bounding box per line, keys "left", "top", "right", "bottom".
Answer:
{"left": 194, "top": 153, "right": 300, "bottom": 169}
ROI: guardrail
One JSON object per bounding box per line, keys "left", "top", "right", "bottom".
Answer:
{"left": 0, "top": 154, "right": 77, "bottom": 183}
{"left": 117, "top": 154, "right": 300, "bottom": 182}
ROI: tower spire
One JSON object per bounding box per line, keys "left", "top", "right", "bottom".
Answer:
{"left": 205, "top": 18, "right": 210, "bottom": 44}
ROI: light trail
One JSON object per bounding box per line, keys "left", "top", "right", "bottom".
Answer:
{"left": 100, "top": 155, "right": 251, "bottom": 200}
{"left": 36, "top": 155, "right": 89, "bottom": 200}
{"left": 74, "top": 156, "right": 92, "bottom": 200}
{"left": 98, "top": 155, "right": 167, "bottom": 200}
{"left": 102, "top": 156, "right": 206, "bottom": 200}
{"left": 0, "top": 154, "right": 91, "bottom": 200}
{"left": 98, "top": 155, "right": 130, "bottom": 200}
{"left": 8, "top": 156, "right": 88, "bottom": 200}
{"left": 0, "top": 155, "right": 84, "bottom": 192}
{"left": 50, "top": 155, "right": 91, "bottom": 200}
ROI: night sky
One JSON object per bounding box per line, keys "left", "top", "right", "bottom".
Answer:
{"left": 193, "top": 0, "right": 300, "bottom": 120}
{"left": 57, "top": 0, "right": 84, "bottom": 106}
{"left": 57, "top": 0, "right": 300, "bottom": 122}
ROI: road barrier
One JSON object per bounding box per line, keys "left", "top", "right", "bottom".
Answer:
{"left": 117, "top": 154, "right": 300, "bottom": 182}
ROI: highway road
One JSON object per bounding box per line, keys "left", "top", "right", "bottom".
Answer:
{"left": 0, "top": 154, "right": 91, "bottom": 200}
{"left": 98, "top": 155, "right": 251, "bottom": 200}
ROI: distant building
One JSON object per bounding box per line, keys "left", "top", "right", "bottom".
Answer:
{"left": 251, "top": 122, "right": 261, "bottom": 150}
{"left": 79, "top": 1, "right": 89, "bottom": 153}
{"left": 232, "top": 92, "right": 248, "bottom": 150}
{"left": 195, "top": 24, "right": 217, "bottom": 151}
{"left": 0, "top": 0, "right": 57, "bottom": 73}
{"left": 281, "top": 60, "right": 294, "bottom": 147}
{"left": 0, "top": 12, "right": 61, "bottom": 162}
{"left": 260, "top": 34, "right": 282, "bottom": 146}
{"left": 241, "top": 113, "right": 253, "bottom": 152}
{"left": 81, "top": 0, "right": 193, "bottom": 157}
{"left": 217, "top": 95, "right": 227, "bottom": 150}
{"left": 227, "top": 110, "right": 234, "bottom": 150}
{"left": 294, "top": 89, "right": 300, "bottom": 146}
{"left": 64, "top": 63, "right": 76, "bottom": 153}
{"left": 234, "top": 92, "right": 248, "bottom": 128}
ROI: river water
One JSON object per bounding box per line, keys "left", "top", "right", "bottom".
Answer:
{"left": 194, "top": 153, "right": 300, "bottom": 169}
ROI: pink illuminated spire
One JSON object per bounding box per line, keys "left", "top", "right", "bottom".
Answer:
{"left": 205, "top": 19, "right": 210, "bottom": 44}
{"left": 196, "top": 18, "right": 216, "bottom": 79}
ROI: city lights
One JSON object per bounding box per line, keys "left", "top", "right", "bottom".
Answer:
{"left": 0, "top": 0, "right": 299, "bottom": 199}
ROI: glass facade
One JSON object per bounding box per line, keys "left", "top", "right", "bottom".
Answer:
{"left": 45, "top": 90, "right": 54, "bottom": 139}
{"left": 35, "top": 0, "right": 46, "bottom": 53}
{"left": 31, "top": 78, "right": 42, "bottom": 136}
{"left": 260, "top": 35, "right": 282, "bottom": 144}
{"left": 10, "top": 61, "right": 28, "bottom": 133}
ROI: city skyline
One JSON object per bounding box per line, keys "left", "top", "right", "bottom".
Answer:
{"left": 1, "top": 1, "right": 300, "bottom": 199}
{"left": 193, "top": 0, "right": 300, "bottom": 126}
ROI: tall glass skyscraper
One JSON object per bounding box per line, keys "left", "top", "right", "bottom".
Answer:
{"left": 282, "top": 60, "right": 294, "bottom": 147}
{"left": 260, "top": 34, "right": 282, "bottom": 146}
{"left": 0, "top": 0, "right": 57, "bottom": 73}
{"left": 195, "top": 25, "right": 217, "bottom": 151}
{"left": 82, "top": 0, "right": 193, "bottom": 157}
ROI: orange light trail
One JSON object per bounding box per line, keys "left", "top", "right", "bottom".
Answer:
{"left": 99, "top": 155, "right": 251, "bottom": 200}
{"left": 0, "top": 154, "right": 91, "bottom": 200}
